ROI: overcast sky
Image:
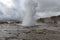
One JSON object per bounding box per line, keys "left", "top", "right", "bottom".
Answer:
{"left": 0, "top": 0, "right": 60, "bottom": 21}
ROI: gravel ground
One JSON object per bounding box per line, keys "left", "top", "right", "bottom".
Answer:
{"left": 0, "top": 23, "right": 60, "bottom": 40}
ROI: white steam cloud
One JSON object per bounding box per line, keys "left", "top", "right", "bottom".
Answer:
{"left": 0, "top": 0, "right": 60, "bottom": 21}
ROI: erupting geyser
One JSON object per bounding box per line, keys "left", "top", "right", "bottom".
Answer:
{"left": 22, "top": 0, "right": 37, "bottom": 26}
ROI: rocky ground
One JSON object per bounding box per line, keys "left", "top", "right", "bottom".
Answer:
{"left": 0, "top": 16, "right": 60, "bottom": 40}
{"left": 0, "top": 23, "right": 60, "bottom": 40}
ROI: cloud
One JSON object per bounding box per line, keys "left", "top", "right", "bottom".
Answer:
{"left": 24, "top": 0, "right": 60, "bottom": 19}
{"left": 0, "top": 0, "right": 23, "bottom": 21}
{"left": 36, "top": 0, "right": 60, "bottom": 12}
{"left": 0, "top": 0, "right": 60, "bottom": 21}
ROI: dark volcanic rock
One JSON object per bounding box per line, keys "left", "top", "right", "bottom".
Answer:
{"left": 37, "top": 15, "right": 60, "bottom": 26}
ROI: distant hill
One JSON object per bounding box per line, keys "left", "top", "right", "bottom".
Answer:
{"left": 37, "top": 15, "right": 60, "bottom": 25}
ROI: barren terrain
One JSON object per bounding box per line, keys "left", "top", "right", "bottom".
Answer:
{"left": 0, "top": 16, "right": 60, "bottom": 40}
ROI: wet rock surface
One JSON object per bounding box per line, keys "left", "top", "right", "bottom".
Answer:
{"left": 0, "top": 23, "right": 60, "bottom": 40}
{"left": 0, "top": 15, "right": 60, "bottom": 40}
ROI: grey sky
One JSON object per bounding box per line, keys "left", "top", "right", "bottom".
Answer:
{"left": 0, "top": 0, "right": 60, "bottom": 21}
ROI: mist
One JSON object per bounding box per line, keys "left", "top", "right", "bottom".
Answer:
{"left": 0, "top": 0, "right": 60, "bottom": 21}
{"left": 31, "top": 0, "right": 60, "bottom": 18}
